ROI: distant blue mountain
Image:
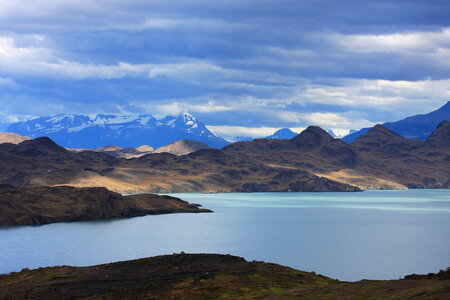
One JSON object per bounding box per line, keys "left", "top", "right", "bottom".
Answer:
{"left": 343, "top": 101, "right": 450, "bottom": 143}
{"left": 6, "top": 113, "right": 229, "bottom": 149}
{"left": 265, "top": 128, "right": 298, "bottom": 139}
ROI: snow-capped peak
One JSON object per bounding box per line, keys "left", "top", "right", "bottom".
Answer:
{"left": 173, "top": 112, "right": 200, "bottom": 128}
{"left": 179, "top": 112, "right": 197, "bottom": 123}
{"left": 6, "top": 112, "right": 229, "bottom": 149}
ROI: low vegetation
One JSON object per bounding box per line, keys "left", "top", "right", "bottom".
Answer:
{"left": 0, "top": 254, "right": 448, "bottom": 299}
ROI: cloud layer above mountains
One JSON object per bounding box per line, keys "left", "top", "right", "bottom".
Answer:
{"left": 0, "top": 0, "right": 449, "bottom": 135}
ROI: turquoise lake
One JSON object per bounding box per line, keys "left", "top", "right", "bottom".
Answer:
{"left": 0, "top": 190, "right": 449, "bottom": 281}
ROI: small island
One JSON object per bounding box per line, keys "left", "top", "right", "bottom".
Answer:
{"left": 0, "top": 253, "right": 449, "bottom": 299}
{"left": 0, "top": 185, "right": 211, "bottom": 226}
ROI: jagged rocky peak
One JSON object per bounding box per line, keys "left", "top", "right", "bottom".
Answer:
{"left": 291, "top": 126, "right": 334, "bottom": 149}
{"left": 179, "top": 112, "right": 197, "bottom": 123}
{"left": 173, "top": 112, "right": 199, "bottom": 128}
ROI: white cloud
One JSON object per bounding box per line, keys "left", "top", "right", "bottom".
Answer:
{"left": 0, "top": 36, "right": 53, "bottom": 60}
{"left": 0, "top": 36, "right": 229, "bottom": 80}
{"left": 0, "top": 35, "right": 298, "bottom": 84}
{"left": 299, "top": 112, "right": 374, "bottom": 128}
{"left": 206, "top": 125, "right": 291, "bottom": 139}
{"left": 288, "top": 78, "right": 450, "bottom": 113}
{"left": 130, "top": 100, "right": 235, "bottom": 116}
{"left": 335, "top": 28, "right": 450, "bottom": 54}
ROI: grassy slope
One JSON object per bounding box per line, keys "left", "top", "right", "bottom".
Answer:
{"left": 0, "top": 254, "right": 448, "bottom": 299}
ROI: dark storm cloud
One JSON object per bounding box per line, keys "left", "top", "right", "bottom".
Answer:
{"left": 0, "top": 0, "right": 449, "bottom": 135}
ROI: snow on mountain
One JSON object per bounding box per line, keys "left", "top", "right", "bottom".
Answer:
{"left": 265, "top": 128, "right": 298, "bottom": 139}
{"left": 326, "top": 129, "right": 337, "bottom": 138}
{"left": 6, "top": 113, "right": 229, "bottom": 149}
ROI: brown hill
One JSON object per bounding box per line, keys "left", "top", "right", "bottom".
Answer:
{"left": 0, "top": 132, "right": 31, "bottom": 144}
{"left": 314, "top": 124, "right": 449, "bottom": 190}
{"left": 153, "top": 139, "right": 210, "bottom": 156}
{"left": 0, "top": 137, "right": 114, "bottom": 188}
{"left": 1, "top": 253, "right": 449, "bottom": 299}
{"left": 0, "top": 135, "right": 359, "bottom": 193}
{"left": 0, "top": 185, "right": 211, "bottom": 226}
{"left": 0, "top": 122, "right": 448, "bottom": 193}
{"left": 351, "top": 124, "right": 423, "bottom": 158}
{"left": 223, "top": 126, "right": 360, "bottom": 170}
{"left": 292, "top": 125, "right": 334, "bottom": 149}
{"left": 423, "top": 121, "right": 450, "bottom": 150}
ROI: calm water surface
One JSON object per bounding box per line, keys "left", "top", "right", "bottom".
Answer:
{"left": 0, "top": 190, "right": 449, "bottom": 281}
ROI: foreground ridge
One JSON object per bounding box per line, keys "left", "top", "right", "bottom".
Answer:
{"left": 0, "top": 253, "right": 449, "bottom": 299}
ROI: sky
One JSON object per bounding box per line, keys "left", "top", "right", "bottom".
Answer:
{"left": 0, "top": 0, "right": 449, "bottom": 138}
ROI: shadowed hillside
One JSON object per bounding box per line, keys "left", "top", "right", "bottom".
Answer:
{"left": 0, "top": 122, "right": 449, "bottom": 193}
{"left": 0, "top": 254, "right": 449, "bottom": 299}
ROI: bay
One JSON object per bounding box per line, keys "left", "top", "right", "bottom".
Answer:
{"left": 0, "top": 190, "right": 449, "bottom": 281}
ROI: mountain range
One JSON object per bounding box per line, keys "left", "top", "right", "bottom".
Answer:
{"left": 0, "top": 120, "right": 448, "bottom": 193}
{"left": 343, "top": 101, "right": 450, "bottom": 142}
{"left": 6, "top": 113, "right": 229, "bottom": 149}
{"left": 5, "top": 101, "right": 449, "bottom": 150}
